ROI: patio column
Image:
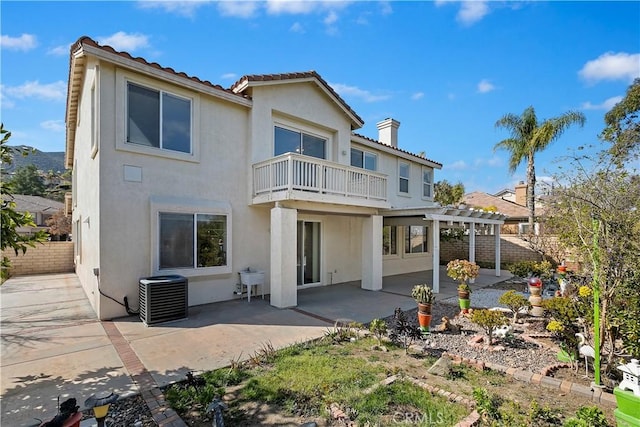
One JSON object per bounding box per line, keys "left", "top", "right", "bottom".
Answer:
{"left": 270, "top": 205, "right": 297, "bottom": 308}
{"left": 432, "top": 219, "right": 440, "bottom": 293}
{"left": 361, "top": 215, "right": 382, "bottom": 291}
{"left": 494, "top": 224, "right": 501, "bottom": 277}
{"left": 468, "top": 222, "right": 476, "bottom": 284}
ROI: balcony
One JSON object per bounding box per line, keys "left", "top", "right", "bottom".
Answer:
{"left": 252, "top": 153, "right": 389, "bottom": 208}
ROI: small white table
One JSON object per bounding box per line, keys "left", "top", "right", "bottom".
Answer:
{"left": 238, "top": 270, "right": 265, "bottom": 302}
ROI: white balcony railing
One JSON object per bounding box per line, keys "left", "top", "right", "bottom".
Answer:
{"left": 253, "top": 153, "right": 388, "bottom": 203}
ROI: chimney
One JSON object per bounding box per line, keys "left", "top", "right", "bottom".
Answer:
{"left": 515, "top": 181, "right": 527, "bottom": 206}
{"left": 376, "top": 118, "right": 400, "bottom": 148}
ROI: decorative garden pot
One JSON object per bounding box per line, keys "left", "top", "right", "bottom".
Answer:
{"left": 459, "top": 298, "right": 470, "bottom": 313}
{"left": 418, "top": 303, "right": 432, "bottom": 314}
{"left": 529, "top": 286, "right": 542, "bottom": 296}
{"left": 557, "top": 265, "right": 567, "bottom": 273}
{"left": 458, "top": 290, "right": 470, "bottom": 300}
{"left": 417, "top": 312, "right": 432, "bottom": 332}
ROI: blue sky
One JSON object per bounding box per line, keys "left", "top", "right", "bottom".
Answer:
{"left": 1, "top": 1, "right": 639, "bottom": 194}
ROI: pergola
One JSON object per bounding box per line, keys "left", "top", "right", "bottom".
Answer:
{"left": 383, "top": 206, "right": 507, "bottom": 292}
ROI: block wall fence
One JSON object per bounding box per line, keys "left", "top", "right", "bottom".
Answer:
{"left": 440, "top": 235, "right": 545, "bottom": 265}
{"left": 2, "top": 242, "right": 74, "bottom": 277}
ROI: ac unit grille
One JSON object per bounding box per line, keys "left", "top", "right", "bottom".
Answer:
{"left": 139, "top": 276, "right": 188, "bottom": 326}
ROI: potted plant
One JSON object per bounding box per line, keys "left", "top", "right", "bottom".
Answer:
{"left": 411, "top": 284, "right": 434, "bottom": 333}
{"left": 447, "top": 259, "right": 479, "bottom": 314}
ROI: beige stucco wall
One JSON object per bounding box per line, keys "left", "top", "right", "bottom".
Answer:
{"left": 2, "top": 242, "right": 74, "bottom": 277}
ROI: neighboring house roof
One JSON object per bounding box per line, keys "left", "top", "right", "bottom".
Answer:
{"left": 231, "top": 71, "right": 364, "bottom": 129}
{"left": 351, "top": 133, "right": 443, "bottom": 169}
{"left": 463, "top": 191, "right": 529, "bottom": 220}
{"left": 493, "top": 188, "right": 515, "bottom": 198}
{"left": 10, "top": 194, "right": 64, "bottom": 216}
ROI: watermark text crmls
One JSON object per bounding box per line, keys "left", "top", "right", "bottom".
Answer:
{"left": 392, "top": 410, "right": 446, "bottom": 424}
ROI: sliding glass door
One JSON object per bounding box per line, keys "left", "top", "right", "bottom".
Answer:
{"left": 297, "top": 221, "right": 321, "bottom": 286}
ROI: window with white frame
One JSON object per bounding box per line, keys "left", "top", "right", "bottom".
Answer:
{"left": 399, "top": 162, "right": 410, "bottom": 194}
{"left": 274, "top": 126, "right": 326, "bottom": 159}
{"left": 422, "top": 168, "right": 433, "bottom": 198}
{"left": 383, "top": 225, "right": 397, "bottom": 256}
{"left": 404, "top": 225, "right": 428, "bottom": 253}
{"left": 351, "top": 148, "right": 377, "bottom": 171}
{"left": 127, "top": 82, "right": 192, "bottom": 154}
{"left": 159, "top": 213, "right": 228, "bottom": 270}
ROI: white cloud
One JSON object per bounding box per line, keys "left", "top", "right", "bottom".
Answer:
{"left": 446, "top": 160, "right": 468, "bottom": 171}
{"left": 411, "top": 92, "right": 424, "bottom": 100}
{"left": 4, "top": 80, "right": 66, "bottom": 101}
{"left": 580, "top": 96, "right": 623, "bottom": 111}
{"left": 379, "top": 1, "right": 393, "bottom": 15}
{"left": 41, "top": 120, "right": 65, "bottom": 132}
{"left": 220, "top": 73, "right": 238, "bottom": 80}
{"left": 217, "top": 1, "right": 259, "bottom": 18}
{"left": 138, "top": 0, "right": 212, "bottom": 17}
{"left": 265, "top": 1, "right": 352, "bottom": 15}
{"left": 477, "top": 79, "right": 495, "bottom": 93}
{"left": 579, "top": 52, "right": 640, "bottom": 83}
{"left": 96, "top": 31, "right": 150, "bottom": 52}
{"left": 290, "top": 22, "right": 305, "bottom": 33}
{"left": 474, "top": 156, "right": 503, "bottom": 167}
{"left": 458, "top": 1, "right": 489, "bottom": 25}
{"left": 330, "top": 83, "right": 390, "bottom": 103}
{"left": 0, "top": 88, "right": 15, "bottom": 109}
{"left": 1, "top": 33, "right": 37, "bottom": 51}
{"left": 47, "top": 44, "right": 70, "bottom": 56}
{"left": 324, "top": 10, "right": 338, "bottom": 25}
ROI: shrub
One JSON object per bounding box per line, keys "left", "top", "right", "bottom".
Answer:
{"left": 470, "top": 309, "right": 508, "bottom": 345}
{"left": 498, "top": 290, "right": 531, "bottom": 323}
{"left": 368, "top": 318, "right": 387, "bottom": 346}
{"left": 446, "top": 259, "right": 480, "bottom": 284}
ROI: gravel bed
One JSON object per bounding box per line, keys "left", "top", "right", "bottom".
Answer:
{"left": 80, "top": 394, "right": 156, "bottom": 427}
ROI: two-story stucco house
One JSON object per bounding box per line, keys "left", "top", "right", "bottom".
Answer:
{"left": 65, "top": 36, "right": 505, "bottom": 320}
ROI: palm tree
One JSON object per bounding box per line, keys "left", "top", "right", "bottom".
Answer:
{"left": 494, "top": 106, "right": 585, "bottom": 229}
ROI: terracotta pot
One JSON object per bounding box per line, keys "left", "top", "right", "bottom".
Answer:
{"left": 557, "top": 265, "right": 567, "bottom": 273}
{"left": 458, "top": 290, "right": 470, "bottom": 299}
{"left": 529, "top": 295, "right": 543, "bottom": 306}
{"left": 529, "top": 286, "right": 542, "bottom": 296}
{"left": 418, "top": 303, "right": 432, "bottom": 314}
{"left": 459, "top": 298, "right": 470, "bottom": 310}
{"left": 417, "top": 312, "right": 432, "bottom": 330}
{"left": 530, "top": 306, "right": 545, "bottom": 317}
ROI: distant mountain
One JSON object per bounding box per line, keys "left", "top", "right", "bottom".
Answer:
{"left": 4, "top": 146, "right": 66, "bottom": 173}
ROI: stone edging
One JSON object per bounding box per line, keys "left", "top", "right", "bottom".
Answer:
{"left": 442, "top": 351, "right": 616, "bottom": 406}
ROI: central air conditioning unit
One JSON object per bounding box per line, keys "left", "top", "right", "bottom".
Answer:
{"left": 139, "top": 275, "right": 188, "bottom": 326}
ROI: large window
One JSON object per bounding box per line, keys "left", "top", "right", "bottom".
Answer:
{"left": 159, "top": 213, "right": 227, "bottom": 269}
{"left": 351, "top": 148, "right": 377, "bottom": 171}
{"left": 405, "top": 225, "right": 428, "bottom": 254}
{"left": 383, "top": 225, "right": 397, "bottom": 256}
{"left": 274, "top": 126, "right": 326, "bottom": 159}
{"left": 422, "top": 168, "right": 433, "bottom": 198}
{"left": 399, "top": 162, "right": 410, "bottom": 194}
{"left": 127, "top": 82, "right": 191, "bottom": 154}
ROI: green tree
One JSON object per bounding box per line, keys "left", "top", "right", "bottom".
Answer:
{"left": 601, "top": 78, "right": 639, "bottom": 165}
{"left": 8, "top": 164, "right": 46, "bottom": 196}
{"left": 494, "top": 106, "right": 585, "bottom": 229}
{"left": 434, "top": 180, "right": 465, "bottom": 206}
{"left": 1, "top": 125, "right": 48, "bottom": 281}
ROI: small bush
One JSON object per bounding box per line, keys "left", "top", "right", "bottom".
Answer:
{"left": 498, "top": 290, "right": 531, "bottom": 323}
{"left": 470, "top": 309, "right": 508, "bottom": 345}
{"left": 563, "top": 405, "right": 610, "bottom": 427}
{"left": 369, "top": 318, "right": 387, "bottom": 346}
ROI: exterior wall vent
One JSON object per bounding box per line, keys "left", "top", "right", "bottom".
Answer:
{"left": 139, "top": 275, "right": 188, "bottom": 326}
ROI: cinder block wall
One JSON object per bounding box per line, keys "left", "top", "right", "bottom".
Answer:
{"left": 2, "top": 242, "right": 74, "bottom": 276}
{"left": 440, "top": 235, "right": 543, "bottom": 265}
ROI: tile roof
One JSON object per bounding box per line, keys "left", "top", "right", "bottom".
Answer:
{"left": 463, "top": 191, "right": 529, "bottom": 219}
{"left": 230, "top": 70, "right": 364, "bottom": 127}
{"left": 9, "top": 195, "right": 64, "bottom": 214}
{"left": 69, "top": 36, "right": 249, "bottom": 101}
{"left": 352, "top": 133, "right": 443, "bottom": 167}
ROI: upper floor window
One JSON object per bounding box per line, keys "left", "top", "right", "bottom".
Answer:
{"left": 127, "top": 82, "right": 191, "bottom": 154}
{"left": 405, "top": 225, "right": 428, "bottom": 254}
{"left": 399, "top": 162, "right": 410, "bottom": 193}
{"left": 422, "top": 168, "right": 433, "bottom": 198}
{"left": 274, "top": 126, "right": 326, "bottom": 159}
{"left": 351, "top": 148, "right": 377, "bottom": 171}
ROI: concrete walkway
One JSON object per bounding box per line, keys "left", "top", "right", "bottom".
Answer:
{"left": 1, "top": 268, "right": 510, "bottom": 426}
